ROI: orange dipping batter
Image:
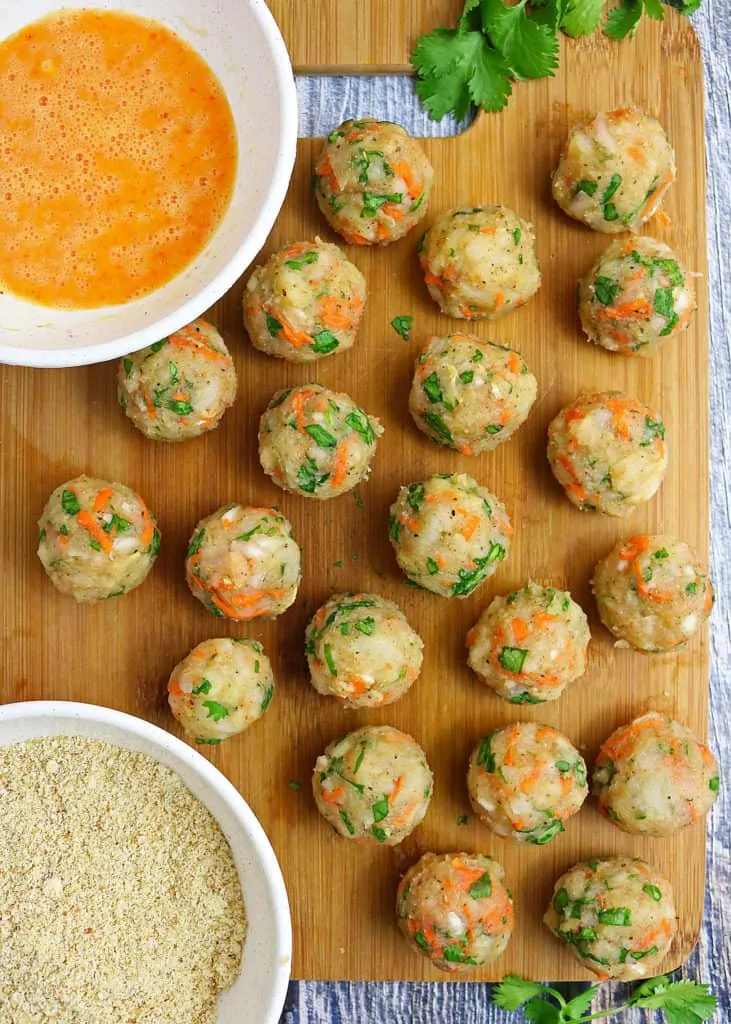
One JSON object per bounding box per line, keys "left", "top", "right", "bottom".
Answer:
{"left": 0, "top": 8, "right": 238, "bottom": 309}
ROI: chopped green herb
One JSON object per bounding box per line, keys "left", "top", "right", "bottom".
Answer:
{"left": 498, "top": 646, "right": 528, "bottom": 674}
{"left": 471, "top": 349, "right": 483, "bottom": 362}
{"left": 459, "top": 370, "right": 474, "bottom": 384}
{"left": 388, "top": 516, "right": 401, "bottom": 542}
{"left": 361, "top": 191, "right": 402, "bottom": 217}
{"left": 202, "top": 700, "right": 230, "bottom": 722}
{"left": 323, "top": 644, "right": 337, "bottom": 676}
{"left": 594, "top": 275, "right": 621, "bottom": 306}
{"left": 528, "top": 819, "right": 565, "bottom": 845}
{"left": 285, "top": 251, "right": 319, "bottom": 271}
{"left": 555, "top": 760, "right": 571, "bottom": 773}
{"left": 339, "top": 810, "right": 356, "bottom": 835}
{"left": 312, "top": 329, "right": 339, "bottom": 354}
{"left": 268, "top": 388, "right": 292, "bottom": 409}
{"left": 512, "top": 227, "right": 522, "bottom": 245}
{"left": 391, "top": 315, "right": 413, "bottom": 340}
{"left": 640, "top": 417, "right": 665, "bottom": 447}
{"left": 150, "top": 339, "right": 167, "bottom": 353}
{"left": 355, "top": 617, "right": 376, "bottom": 635}
{"left": 485, "top": 424, "right": 503, "bottom": 435}
{"left": 344, "top": 409, "right": 375, "bottom": 444}
{"left": 327, "top": 128, "right": 345, "bottom": 144}
{"left": 305, "top": 423, "right": 338, "bottom": 448}
{"left": 469, "top": 872, "right": 492, "bottom": 899}
{"left": 553, "top": 887, "right": 570, "bottom": 913}
{"left": 643, "top": 885, "right": 662, "bottom": 902}
{"left": 574, "top": 179, "right": 598, "bottom": 197}
{"left": 297, "top": 457, "right": 329, "bottom": 494}
{"left": 372, "top": 796, "right": 390, "bottom": 823}
{"left": 426, "top": 557, "right": 439, "bottom": 575}
{"left": 508, "top": 691, "right": 543, "bottom": 704}
{"left": 654, "top": 548, "right": 669, "bottom": 559}
{"left": 371, "top": 825, "right": 387, "bottom": 842}
{"left": 170, "top": 399, "right": 194, "bottom": 416}
{"left": 421, "top": 411, "right": 453, "bottom": 445}
{"left": 631, "top": 945, "right": 659, "bottom": 960}
{"left": 188, "top": 529, "right": 206, "bottom": 558}
{"left": 423, "top": 371, "right": 444, "bottom": 404}
{"left": 686, "top": 582, "right": 699, "bottom": 596}
{"left": 288, "top": 780, "right": 301, "bottom": 790}
{"left": 443, "top": 945, "right": 477, "bottom": 965}
{"left": 709, "top": 776, "right": 720, "bottom": 792}
{"left": 61, "top": 489, "right": 80, "bottom": 516}
{"left": 414, "top": 930, "right": 429, "bottom": 950}
{"left": 192, "top": 679, "right": 212, "bottom": 696}
{"left": 123, "top": 357, "right": 133, "bottom": 376}
{"left": 598, "top": 907, "right": 632, "bottom": 926}
{"left": 196, "top": 737, "right": 221, "bottom": 745}
{"left": 476, "top": 733, "right": 497, "bottom": 773}
{"left": 457, "top": 814, "right": 469, "bottom": 825}
{"left": 89, "top": 539, "right": 102, "bottom": 551}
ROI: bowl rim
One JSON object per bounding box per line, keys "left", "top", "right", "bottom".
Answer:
{"left": 0, "top": 698, "right": 293, "bottom": 1024}
{"left": 0, "top": 0, "right": 299, "bottom": 369}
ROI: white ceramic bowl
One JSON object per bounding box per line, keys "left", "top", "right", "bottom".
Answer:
{"left": 0, "top": 0, "right": 298, "bottom": 367}
{"left": 0, "top": 700, "right": 292, "bottom": 1024}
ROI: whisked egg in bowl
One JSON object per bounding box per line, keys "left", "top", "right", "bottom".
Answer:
{"left": 0, "top": 0, "right": 297, "bottom": 367}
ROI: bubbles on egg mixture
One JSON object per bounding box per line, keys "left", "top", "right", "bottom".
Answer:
{"left": 0, "top": 8, "right": 238, "bottom": 308}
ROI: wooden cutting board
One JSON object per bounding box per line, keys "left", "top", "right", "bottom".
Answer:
{"left": 0, "top": 11, "right": 709, "bottom": 983}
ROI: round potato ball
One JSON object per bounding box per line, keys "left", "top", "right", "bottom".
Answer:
{"left": 552, "top": 107, "right": 676, "bottom": 233}
{"left": 592, "top": 534, "right": 713, "bottom": 652}
{"left": 418, "top": 205, "right": 540, "bottom": 320}
{"left": 544, "top": 857, "right": 677, "bottom": 980}
{"left": 117, "top": 320, "right": 237, "bottom": 441}
{"left": 467, "top": 582, "right": 590, "bottom": 704}
{"left": 243, "top": 238, "right": 366, "bottom": 362}
{"left": 305, "top": 592, "right": 423, "bottom": 708}
{"left": 37, "top": 474, "right": 160, "bottom": 602}
{"left": 388, "top": 473, "right": 512, "bottom": 598}
{"left": 312, "top": 725, "right": 433, "bottom": 845}
{"left": 185, "top": 505, "right": 301, "bottom": 620}
{"left": 313, "top": 118, "right": 433, "bottom": 245}
{"left": 168, "top": 637, "right": 275, "bottom": 744}
{"left": 259, "top": 383, "right": 383, "bottom": 500}
{"left": 396, "top": 852, "right": 514, "bottom": 972}
{"left": 468, "top": 722, "right": 588, "bottom": 843}
{"left": 578, "top": 236, "right": 696, "bottom": 357}
{"left": 409, "top": 333, "right": 537, "bottom": 455}
{"left": 547, "top": 390, "right": 668, "bottom": 516}
{"left": 593, "top": 712, "right": 720, "bottom": 836}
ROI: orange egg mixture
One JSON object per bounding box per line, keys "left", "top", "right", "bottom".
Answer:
{"left": 0, "top": 8, "right": 238, "bottom": 309}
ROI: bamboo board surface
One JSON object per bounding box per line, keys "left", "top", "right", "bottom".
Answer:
{"left": 0, "top": 13, "right": 709, "bottom": 983}
{"left": 268, "top": 0, "right": 461, "bottom": 71}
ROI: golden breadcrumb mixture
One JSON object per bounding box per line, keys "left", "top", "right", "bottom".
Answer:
{"left": 0, "top": 736, "right": 246, "bottom": 1023}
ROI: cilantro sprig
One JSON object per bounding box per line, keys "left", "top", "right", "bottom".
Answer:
{"left": 492, "top": 973, "right": 716, "bottom": 1024}
{"left": 412, "top": 0, "right": 702, "bottom": 119}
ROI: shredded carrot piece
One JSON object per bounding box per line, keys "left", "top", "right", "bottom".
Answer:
{"left": 141, "top": 384, "right": 156, "bottom": 419}
{"left": 459, "top": 304, "right": 479, "bottom": 319}
{"left": 424, "top": 272, "right": 446, "bottom": 289}
{"left": 340, "top": 230, "right": 371, "bottom": 246}
{"left": 599, "top": 298, "right": 652, "bottom": 321}
{"left": 627, "top": 145, "right": 647, "bottom": 166}
{"left": 391, "top": 159, "right": 422, "bottom": 201}
{"left": 138, "top": 504, "right": 154, "bottom": 547}
{"left": 493, "top": 291, "right": 505, "bottom": 314}
{"left": 382, "top": 202, "right": 405, "bottom": 221}
{"left": 315, "top": 153, "right": 339, "bottom": 193}
{"left": 93, "top": 487, "right": 113, "bottom": 514}
{"left": 331, "top": 442, "right": 349, "bottom": 488}
{"left": 291, "top": 387, "right": 316, "bottom": 432}
{"left": 389, "top": 775, "right": 405, "bottom": 806}
{"left": 641, "top": 170, "right": 673, "bottom": 218}
{"left": 77, "top": 510, "right": 113, "bottom": 553}
{"left": 512, "top": 618, "right": 529, "bottom": 642}
{"left": 507, "top": 351, "right": 521, "bottom": 375}
{"left": 317, "top": 294, "right": 362, "bottom": 331}
{"left": 322, "top": 785, "right": 344, "bottom": 805}
{"left": 555, "top": 453, "right": 586, "bottom": 502}
{"left": 376, "top": 221, "right": 390, "bottom": 241}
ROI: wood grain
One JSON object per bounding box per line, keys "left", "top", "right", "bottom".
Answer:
{"left": 0, "top": 13, "right": 708, "bottom": 983}
{"left": 268, "top": 0, "right": 462, "bottom": 72}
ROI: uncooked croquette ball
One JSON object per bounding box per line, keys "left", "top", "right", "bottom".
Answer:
{"left": 117, "top": 320, "right": 237, "bottom": 441}
{"left": 467, "top": 722, "right": 588, "bottom": 843}
{"left": 578, "top": 236, "right": 696, "bottom": 357}
{"left": 243, "top": 238, "right": 366, "bottom": 362}
{"left": 258, "top": 383, "right": 383, "bottom": 500}
{"left": 312, "top": 725, "right": 433, "bottom": 845}
{"left": 547, "top": 391, "right": 668, "bottom": 516}
{"left": 408, "top": 334, "right": 537, "bottom": 454}
{"left": 168, "top": 637, "right": 275, "bottom": 744}
{"left": 185, "top": 505, "right": 301, "bottom": 620}
{"left": 467, "top": 583, "right": 590, "bottom": 704}
{"left": 396, "top": 852, "right": 514, "bottom": 972}
{"left": 418, "top": 205, "right": 540, "bottom": 320}
{"left": 593, "top": 712, "right": 720, "bottom": 836}
{"left": 544, "top": 857, "right": 677, "bottom": 980}
{"left": 37, "top": 474, "right": 160, "bottom": 602}
{"left": 388, "top": 473, "right": 512, "bottom": 598}
{"left": 552, "top": 107, "right": 676, "bottom": 233}
{"left": 591, "top": 534, "right": 713, "bottom": 652}
{"left": 313, "top": 118, "right": 433, "bottom": 245}
{"left": 305, "top": 592, "right": 423, "bottom": 708}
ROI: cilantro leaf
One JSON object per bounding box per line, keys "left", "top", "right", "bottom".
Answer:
{"left": 492, "top": 976, "right": 548, "bottom": 1011}
{"left": 561, "top": 0, "right": 606, "bottom": 36}
{"left": 391, "top": 315, "right": 413, "bottom": 340}
{"left": 524, "top": 1000, "right": 561, "bottom": 1024}
{"left": 482, "top": 0, "right": 559, "bottom": 80}
{"left": 630, "top": 977, "right": 717, "bottom": 1020}
{"left": 562, "top": 986, "right": 598, "bottom": 1019}
{"left": 643, "top": 0, "right": 665, "bottom": 17}
{"left": 412, "top": 26, "right": 512, "bottom": 120}
{"left": 604, "top": 0, "right": 644, "bottom": 39}
{"left": 531, "top": 0, "right": 570, "bottom": 30}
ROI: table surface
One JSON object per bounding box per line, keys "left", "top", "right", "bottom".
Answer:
{"left": 280, "top": 3, "right": 731, "bottom": 1020}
